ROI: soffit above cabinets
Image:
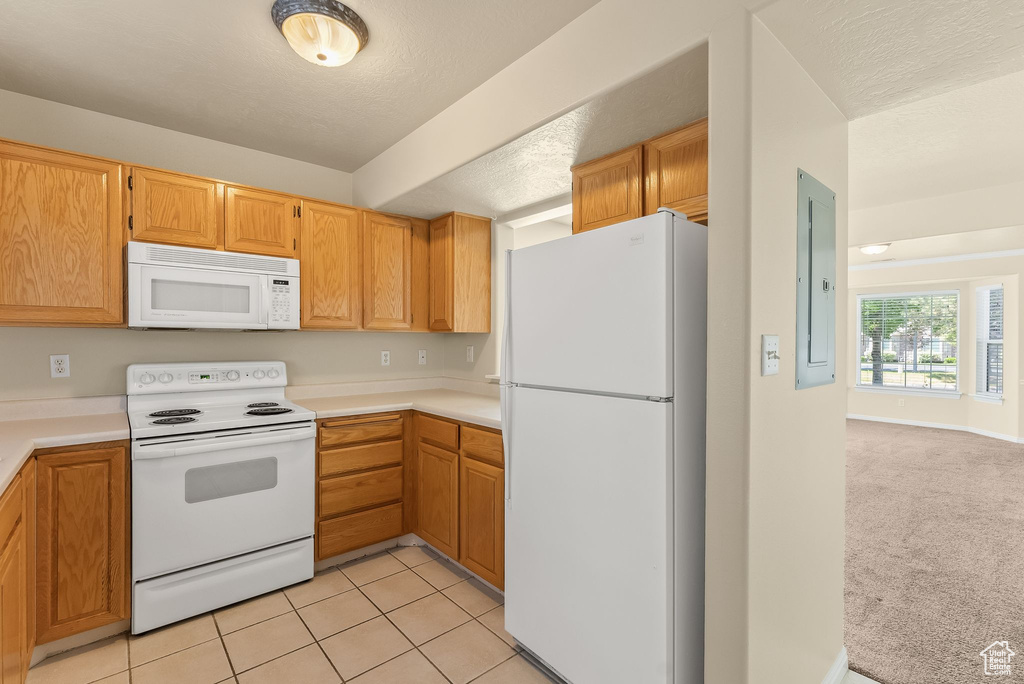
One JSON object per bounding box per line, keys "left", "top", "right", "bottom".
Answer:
{"left": 0, "top": 0, "right": 599, "bottom": 172}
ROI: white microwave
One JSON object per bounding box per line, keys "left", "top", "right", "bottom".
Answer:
{"left": 128, "top": 242, "right": 300, "bottom": 330}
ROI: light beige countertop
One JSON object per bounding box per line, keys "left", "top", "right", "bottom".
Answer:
{"left": 0, "top": 412, "right": 130, "bottom": 492}
{"left": 293, "top": 389, "right": 502, "bottom": 430}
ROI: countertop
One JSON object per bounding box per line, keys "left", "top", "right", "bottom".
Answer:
{"left": 0, "top": 412, "right": 130, "bottom": 492}
{"left": 293, "top": 389, "right": 501, "bottom": 430}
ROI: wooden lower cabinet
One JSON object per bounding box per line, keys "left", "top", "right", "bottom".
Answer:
{"left": 35, "top": 443, "right": 129, "bottom": 644}
{"left": 459, "top": 457, "right": 504, "bottom": 589}
{"left": 0, "top": 470, "right": 27, "bottom": 684}
{"left": 415, "top": 442, "right": 460, "bottom": 559}
{"left": 318, "top": 504, "right": 403, "bottom": 559}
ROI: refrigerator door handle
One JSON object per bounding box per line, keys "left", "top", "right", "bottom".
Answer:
{"left": 501, "top": 248, "right": 512, "bottom": 503}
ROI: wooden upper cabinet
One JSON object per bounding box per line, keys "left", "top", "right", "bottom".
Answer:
{"left": 643, "top": 118, "right": 708, "bottom": 223}
{"left": 299, "top": 201, "right": 362, "bottom": 329}
{"left": 571, "top": 145, "right": 642, "bottom": 234}
{"left": 129, "top": 167, "right": 222, "bottom": 249}
{"left": 224, "top": 185, "right": 299, "bottom": 258}
{"left": 35, "top": 443, "right": 129, "bottom": 644}
{"left": 0, "top": 141, "right": 124, "bottom": 326}
{"left": 410, "top": 217, "right": 430, "bottom": 332}
{"left": 429, "top": 213, "right": 491, "bottom": 333}
{"left": 362, "top": 212, "right": 412, "bottom": 330}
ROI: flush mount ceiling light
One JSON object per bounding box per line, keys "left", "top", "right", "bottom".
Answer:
{"left": 271, "top": 0, "right": 369, "bottom": 67}
{"left": 859, "top": 243, "right": 891, "bottom": 255}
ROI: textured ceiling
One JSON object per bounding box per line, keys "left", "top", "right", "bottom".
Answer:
{"left": 759, "top": 0, "right": 1024, "bottom": 119}
{"left": 379, "top": 44, "right": 708, "bottom": 218}
{"left": 850, "top": 70, "right": 1024, "bottom": 210}
{"left": 0, "top": 0, "right": 599, "bottom": 172}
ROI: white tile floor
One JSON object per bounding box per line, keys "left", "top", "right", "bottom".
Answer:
{"left": 27, "top": 546, "right": 555, "bottom": 684}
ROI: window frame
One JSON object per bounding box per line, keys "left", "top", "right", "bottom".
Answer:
{"left": 975, "top": 285, "right": 1004, "bottom": 400}
{"left": 855, "top": 290, "right": 961, "bottom": 396}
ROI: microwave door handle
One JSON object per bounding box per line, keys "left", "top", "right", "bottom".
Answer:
{"left": 260, "top": 279, "right": 270, "bottom": 326}
{"left": 134, "top": 426, "right": 315, "bottom": 460}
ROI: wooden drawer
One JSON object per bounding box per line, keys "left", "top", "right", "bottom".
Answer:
{"left": 318, "top": 503, "right": 403, "bottom": 560}
{"left": 417, "top": 414, "right": 459, "bottom": 451}
{"left": 461, "top": 426, "right": 503, "bottom": 467}
{"left": 319, "top": 466, "right": 403, "bottom": 518}
{"left": 0, "top": 473, "right": 22, "bottom": 549}
{"left": 320, "top": 413, "right": 403, "bottom": 448}
{"left": 320, "top": 440, "right": 402, "bottom": 477}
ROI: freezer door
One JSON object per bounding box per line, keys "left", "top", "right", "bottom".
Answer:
{"left": 508, "top": 212, "right": 674, "bottom": 398}
{"left": 504, "top": 386, "right": 675, "bottom": 684}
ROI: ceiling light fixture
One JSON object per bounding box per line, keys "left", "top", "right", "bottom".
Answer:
{"left": 859, "top": 243, "right": 890, "bottom": 255}
{"left": 271, "top": 0, "right": 369, "bottom": 67}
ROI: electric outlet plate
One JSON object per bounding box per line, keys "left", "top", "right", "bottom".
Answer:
{"left": 381, "top": 351, "right": 390, "bottom": 367}
{"left": 466, "top": 346, "right": 474, "bottom": 363}
{"left": 418, "top": 349, "right": 427, "bottom": 365}
{"left": 761, "top": 335, "right": 779, "bottom": 376}
{"left": 50, "top": 354, "right": 70, "bottom": 378}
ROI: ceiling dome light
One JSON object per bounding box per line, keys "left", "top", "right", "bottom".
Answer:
{"left": 859, "top": 243, "right": 891, "bottom": 255}
{"left": 271, "top": 0, "right": 369, "bottom": 67}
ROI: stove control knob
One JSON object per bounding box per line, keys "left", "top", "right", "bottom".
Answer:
{"left": 158, "top": 373, "right": 173, "bottom": 384}
{"left": 140, "top": 373, "right": 155, "bottom": 385}
{"left": 253, "top": 369, "right": 266, "bottom": 380}
{"left": 226, "top": 370, "right": 240, "bottom": 381}
{"left": 267, "top": 369, "right": 280, "bottom": 379}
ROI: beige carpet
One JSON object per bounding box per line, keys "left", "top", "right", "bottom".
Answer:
{"left": 846, "top": 419, "right": 1024, "bottom": 684}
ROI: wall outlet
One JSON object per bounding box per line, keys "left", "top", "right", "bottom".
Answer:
{"left": 898, "top": 398, "right": 905, "bottom": 407}
{"left": 50, "top": 354, "right": 70, "bottom": 378}
{"left": 760, "top": 335, "right": 779, "bottom": 376}
{"left": 381, "top": 350, "right": 390, "bottom": 367}
{"left": 466, "top": 345, "right": 475, "bottom": 363}
{"left": 418, "top": 349, "right": 427, "bottom": 365}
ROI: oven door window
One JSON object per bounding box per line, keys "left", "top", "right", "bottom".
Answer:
{"left": 184, "top": 457, "right": 278, "bottom": 504}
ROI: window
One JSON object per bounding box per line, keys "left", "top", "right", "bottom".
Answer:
{"left": 858, "top": 292, "right": 959, "bottom": 392}
{"left": 976, "top": 286, "right": 1003, "bottom": 396}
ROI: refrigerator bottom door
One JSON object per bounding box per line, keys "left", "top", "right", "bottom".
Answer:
{"left": 505, "top": 386, "right": 675, "bottom": 684}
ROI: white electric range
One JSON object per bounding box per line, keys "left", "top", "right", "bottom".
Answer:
{"left": 127, "top": 361, "right": 315, "bottom": 634}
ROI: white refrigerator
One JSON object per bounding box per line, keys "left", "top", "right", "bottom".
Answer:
{"left": 501, "top": 209, "right": 706, "bottom": 684}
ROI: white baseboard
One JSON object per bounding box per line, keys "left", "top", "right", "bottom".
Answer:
{"left": 30, "top": 620, "right": 130, "bottom": 667}
{"left": 822, "top": 647, "right": 848, "bottom": 684}
{"left": 847, "top": 414, "right": 1022, "bottom": 444}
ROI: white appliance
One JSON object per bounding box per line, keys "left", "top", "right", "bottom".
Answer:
{"left": 128, "top": 242, "right": 300, "bottom": 330}
{"left": 501, "top": 210, "right": 707, "bottom": 684}
{"left": 127, "top": 361, "right": 315, "bottom": 633}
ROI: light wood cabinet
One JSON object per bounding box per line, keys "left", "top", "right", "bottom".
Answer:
{"left": 129, "top": 167, "right": 222, "bottom": 248}
{"left": 316, "top": 413, "right": 407, "bottom": 560}
{"left": 410, "top": 217, "right": 430, "bottom": 332}
{"left": 362, "top": 212, "right": 412, "bottom": 330}
{"left": 0, "top": 141, "right": 124, "bottom": 327}
{"left": 35, "top": 443, "right": 129, "bottom": 644}
{"left": 299, "top": 201, "right": 362, "bottom": 329}
{"left": 416, "top": 441, "right": 460, "bottom": 559}
{"left": 0, "top": 471, "right": 26, "bottom": 684}
{"left": 571, "top": 145, "right": 642, "bottom": 234}
{"left": 429, "top": 213, "right": 491, "bottom": 333}
{"left": 459, "top": 456, "right": 504, "bottom": 589}
{"left": 224, "top": 185, "right": 299, "bottom": 258}
{"left": 643, "top": 118, "right": 708, "bottom": 223}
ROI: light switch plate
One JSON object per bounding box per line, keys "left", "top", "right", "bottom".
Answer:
{"left": 761, "top": 335, "right": 779, "bottom": 376}
{"left": 466, "top": 346, "right": 475, "bottom": 363}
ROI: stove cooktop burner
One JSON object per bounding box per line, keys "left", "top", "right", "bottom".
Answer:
{"left": 246, "top": 407, "right": 294, "bottom": 416}
{"left": 149, "top": 408, "right": 202, "bottom": 417}
{"left": 246, "top": 402, "right": 280, "bottom": 408}
{"left": 151, "top": 416, "right": 198, "bottom": 425}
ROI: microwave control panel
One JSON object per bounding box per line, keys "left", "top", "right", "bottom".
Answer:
{"left": 269, "top": 278, "right": 299, "bottom": 329}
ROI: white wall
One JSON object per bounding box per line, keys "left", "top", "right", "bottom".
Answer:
{"left": 707, "top": 11, "right": 849, "bottom": 683}
{"left": 0, "top": 89, "right": 353, "bottom": 204}
{"left": 513, "top": 220, "right": 572, "bottom": 249}
{"left": 848, "top": 258, "right": 1022, "bottom": 441}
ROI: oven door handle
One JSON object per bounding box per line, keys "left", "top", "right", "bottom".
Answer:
{"left": 134, "top": 426, "right": 315, "bottom": 460}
